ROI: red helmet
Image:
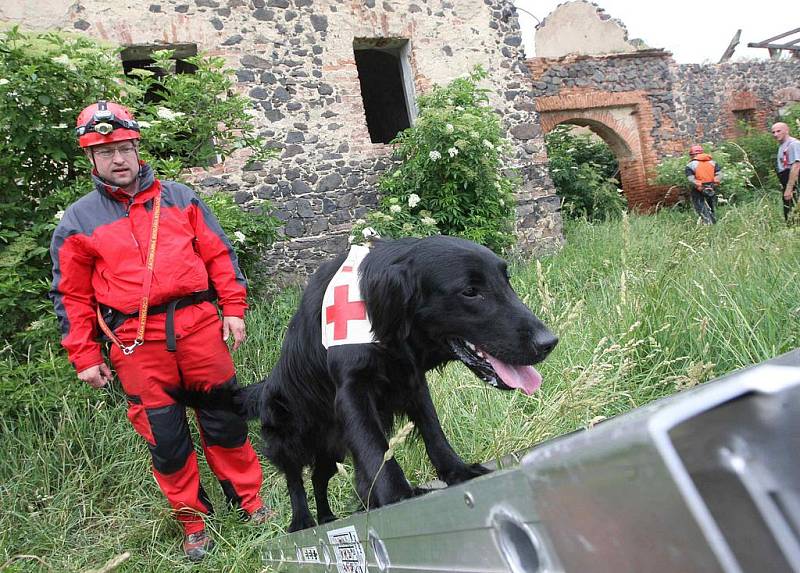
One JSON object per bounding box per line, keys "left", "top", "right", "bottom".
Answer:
{"left": 689, "top": 144, "right": 704, "bottom": 156}
{"left": 75, "top": 100, "right": 140, "bottom": 148}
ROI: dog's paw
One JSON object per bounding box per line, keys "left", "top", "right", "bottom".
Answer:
{"left": 318, "top": 513, "right": 338, "bottom": 525}
{"left": 288, "top": 515, "right": 317, "bottom": 533}
{"left": 442, "top": 463, "right": 491, "bottom": 484}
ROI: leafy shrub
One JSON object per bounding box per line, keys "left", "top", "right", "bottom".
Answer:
{"left": 544, "top": 125, "right": 626, "bottom": 221}
{"left": 202, "top": 192, "right": 279, "bottom": 284}
{"left": 352, "top": 67, "right": 517, "bottom": 253}
{"left": 0, "top": 27, "right": 277, "bottom": 415}
{"left": 122, "top": 50, "right": 272, "bottom": 180}
{"left": 723, "top": 128, "right": 780, "bottom": 191}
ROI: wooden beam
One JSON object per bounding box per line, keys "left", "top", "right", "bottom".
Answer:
{"left": 719, "top": 29, "right": 741, "bottom": 63}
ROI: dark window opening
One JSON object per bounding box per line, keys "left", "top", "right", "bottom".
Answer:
{"left": 120, "top": 44, "right": 198, "bottom": 103}
{"left": 354, "top": 40, "right": 414, "bottom": 144}
{"left": 733, "top": 108, "right": 756, "bottom": 128}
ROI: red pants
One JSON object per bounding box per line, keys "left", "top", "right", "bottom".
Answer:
{"left": 111, "top": 318, "right": 264, "bottom": 534}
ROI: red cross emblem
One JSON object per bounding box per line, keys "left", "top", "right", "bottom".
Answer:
{"left": 325, "top": 284, "right": 366, "bottom": 340}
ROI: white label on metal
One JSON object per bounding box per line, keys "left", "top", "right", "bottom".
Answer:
{"left": 326, "top": 525, "right": 368, "bottom": 573}
{"left": 299, "top": 546, "right": 321, "bottom": 562}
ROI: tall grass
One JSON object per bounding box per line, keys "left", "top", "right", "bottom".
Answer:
{"left": 2, "top": 196, "right": 798, "bottom": 571}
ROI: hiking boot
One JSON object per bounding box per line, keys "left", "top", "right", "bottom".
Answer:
{"left": 247, "top": 505, "right": 276, "bottom": 525}
{"left": 183, "top": 529, "right": 215, "bottom": 562}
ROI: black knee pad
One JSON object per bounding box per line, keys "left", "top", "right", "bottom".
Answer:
{"left": 146, "top": 404, "right": 193, "bottom": 475}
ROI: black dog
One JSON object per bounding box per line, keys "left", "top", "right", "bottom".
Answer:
{"left": 181, "top": 236, "right": 557, "bottom": 532}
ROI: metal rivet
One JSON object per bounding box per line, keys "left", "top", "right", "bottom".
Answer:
{"left": 464, "top": 491, "right": 475, "bottom": 508}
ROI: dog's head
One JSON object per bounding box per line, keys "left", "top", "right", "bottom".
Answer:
{"left": 363, "top": 236, "right": 557, "bottom": 395}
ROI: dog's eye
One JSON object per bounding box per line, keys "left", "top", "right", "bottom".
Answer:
{"left": 461, "top": 287, "right": 479, "bottom": 298}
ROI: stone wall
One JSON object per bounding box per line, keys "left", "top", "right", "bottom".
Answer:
{"left": 672, "top": 60, "right": 800, "bottom": 143}
{"left": 1, "top": 0, "right": 562, "bottom": 283}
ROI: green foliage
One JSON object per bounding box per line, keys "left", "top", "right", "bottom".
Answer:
{"left": 723, "top": 128, "right": 780, "bottom": 191}
{"left": 202, "top": 191, "right": 279, "bottom": 283}
{"left": 782, "top": 102, "right": 800, "bottom": 136}
{"left": 122, "top": 50, "right": 272, "bottom": 180}
{"left": 654, "top": 142, "right": 756, "bottom": 202}
{"left": 352, "top": 67, "right": 517, "bottom": 253}
{"left": 544, "top": 125, "right": 627, "bottom": 221}
{"left": 0, "top": 27, "right": 276, "bottom": 355}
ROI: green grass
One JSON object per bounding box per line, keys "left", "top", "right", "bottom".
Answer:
{"left": 2, "top": 196, "right": 799, "bottom": 571}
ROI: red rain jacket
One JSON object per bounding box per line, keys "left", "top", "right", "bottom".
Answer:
{"left": 50, "top": 163, "right": 247, "bottom": 371}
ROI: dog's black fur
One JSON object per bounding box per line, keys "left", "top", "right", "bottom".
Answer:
{"left": 180, "top": 236, "right": 557, "bottom": 532}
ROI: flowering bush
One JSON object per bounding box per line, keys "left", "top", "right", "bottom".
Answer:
{"left": 351, "top": 67, "right": 517, "bottom": 253}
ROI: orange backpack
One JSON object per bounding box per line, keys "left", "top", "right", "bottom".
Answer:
{"left": 693, "top": 155, "right": 716, "bottom": 184}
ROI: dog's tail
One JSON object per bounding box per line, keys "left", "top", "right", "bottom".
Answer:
{"left": 169, "top": 380, "right": 264, "bottom": 420}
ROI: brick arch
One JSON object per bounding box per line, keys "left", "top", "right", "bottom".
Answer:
{"left": 536, "top": 90, "right": 664, "bottom": 209}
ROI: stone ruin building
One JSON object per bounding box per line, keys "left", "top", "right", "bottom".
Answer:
{"left": 3, "top": 0, "right": 800, "bottom": 281}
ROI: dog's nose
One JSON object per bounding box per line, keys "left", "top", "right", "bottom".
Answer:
{"left": 534, "top": 331, "right": 558, "bottom": 357}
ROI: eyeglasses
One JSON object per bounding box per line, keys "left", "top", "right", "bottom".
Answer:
{"left": 93, "top": 144, "right": 138, "bottom": 159}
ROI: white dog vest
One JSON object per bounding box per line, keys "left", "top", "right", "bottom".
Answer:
{"left": 321, "top": 244, "right": 378, "bottom": 348}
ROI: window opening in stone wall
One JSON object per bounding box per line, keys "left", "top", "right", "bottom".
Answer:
{"left": 733, "top": 108, "right": 756, "bottom": 130}
{"left": 120, "top": 43, "right": 198, "bottom": 103}
{"left": 353, "top": 38, "right": 416, "bottom": 144}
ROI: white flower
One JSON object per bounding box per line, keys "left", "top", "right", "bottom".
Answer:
{"left": 421, "top": 216, "right": 437, "bottom": 226}
{"left": 52, "top": 54, "right": 77, "bottom": 71}
{"left": 389, "top": 204, "right": 402, "bottom": 213}
{"left": 408, "top": 193, "right": 421, "bottom": 208}
{"left": 355, "top": 218, "right": 366, "bottom": 225}
{"left": 0, "top": 78, "right": 9, "bottom": 85}
{"left": 429, "top": 150, "right": 441, "bottom": 161}
{"left": 52, "top": 123, "right": 68, "bottom": 129}
{"left": 483, "top": 139, "right": 494, "bottom": 150}
{"left": 156, "top": 107, "right": 185, "bottom": 120}
{"left": 138, "top": 120, "right": 152, "bottom": 128}
{"left": 233, "top": 231, "right": 246, "bottom": 243}
{"left": 470, "top": 131, "right": 479, "bottom": 139}
{"left": 499, "top": 199, "right": 505, "bottom": 206}
{"left": 55, "top": 210, "right": 65, "bottom": 221}
{"left": 447, "top": 147, "right": 459, "bottom": 158}
{"left": 362, "top": 227, "right": 380, "bottom": 239}
{"left": 445, "top": 123, "right": 454, "bottom": 133}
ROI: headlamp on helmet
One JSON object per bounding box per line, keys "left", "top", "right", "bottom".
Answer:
{"left": 75, "top": 101, "right": 141, "bottom": 148}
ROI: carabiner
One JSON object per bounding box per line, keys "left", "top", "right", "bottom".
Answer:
{"left": 121, "top": 339, "right": 142, "bottom": 355}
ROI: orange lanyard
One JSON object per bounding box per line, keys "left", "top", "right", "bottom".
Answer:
{"left": 96, "top": 188, "right": 162, "bottom": 355}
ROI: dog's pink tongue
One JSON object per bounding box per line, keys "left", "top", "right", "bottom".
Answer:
{"left": 485, "top": 354, "right": 543, "bottom": 395}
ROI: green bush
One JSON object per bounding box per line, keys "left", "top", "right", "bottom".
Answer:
{"left": 0, "top": 27, "right": 277, "bottom": 415}
{"left": 352, "top": 67, "right": 517, "bottom": 253}
{"left": 544, "top": 125, "right": 627, "bottom": 221}
{"left": 723, "top": 128, "right": 780, "bottom": 191}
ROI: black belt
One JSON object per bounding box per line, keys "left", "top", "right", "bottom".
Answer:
{"left": 99, "top": 288, "right": 217, "bottom": 352}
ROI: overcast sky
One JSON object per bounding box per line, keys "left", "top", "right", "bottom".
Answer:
{"left": 512, "top": 0, "right": 793, "bottom": 64}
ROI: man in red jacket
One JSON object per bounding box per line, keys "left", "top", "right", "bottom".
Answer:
{"left": 49, "top": 101, "right": 271, "bottom": 561}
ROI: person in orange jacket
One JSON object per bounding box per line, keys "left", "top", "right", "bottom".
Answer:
{"left": 49, "top": 101, "right": 272, "bottom": 561}
{"left": 685, "top": 144, "right": 721, "bottom": 225}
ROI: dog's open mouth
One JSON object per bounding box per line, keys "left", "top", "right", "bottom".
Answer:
{"left": 448, "top": 339, "right": 543, "bottom": 395}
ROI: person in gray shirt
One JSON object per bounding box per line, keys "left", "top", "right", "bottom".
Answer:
{"left": 771, "top": 122, "right": 800, "bottom": 221}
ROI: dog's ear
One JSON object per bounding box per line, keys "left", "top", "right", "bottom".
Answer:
{"left": 365, "top": 261, "right": 416, "bottom": 343}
